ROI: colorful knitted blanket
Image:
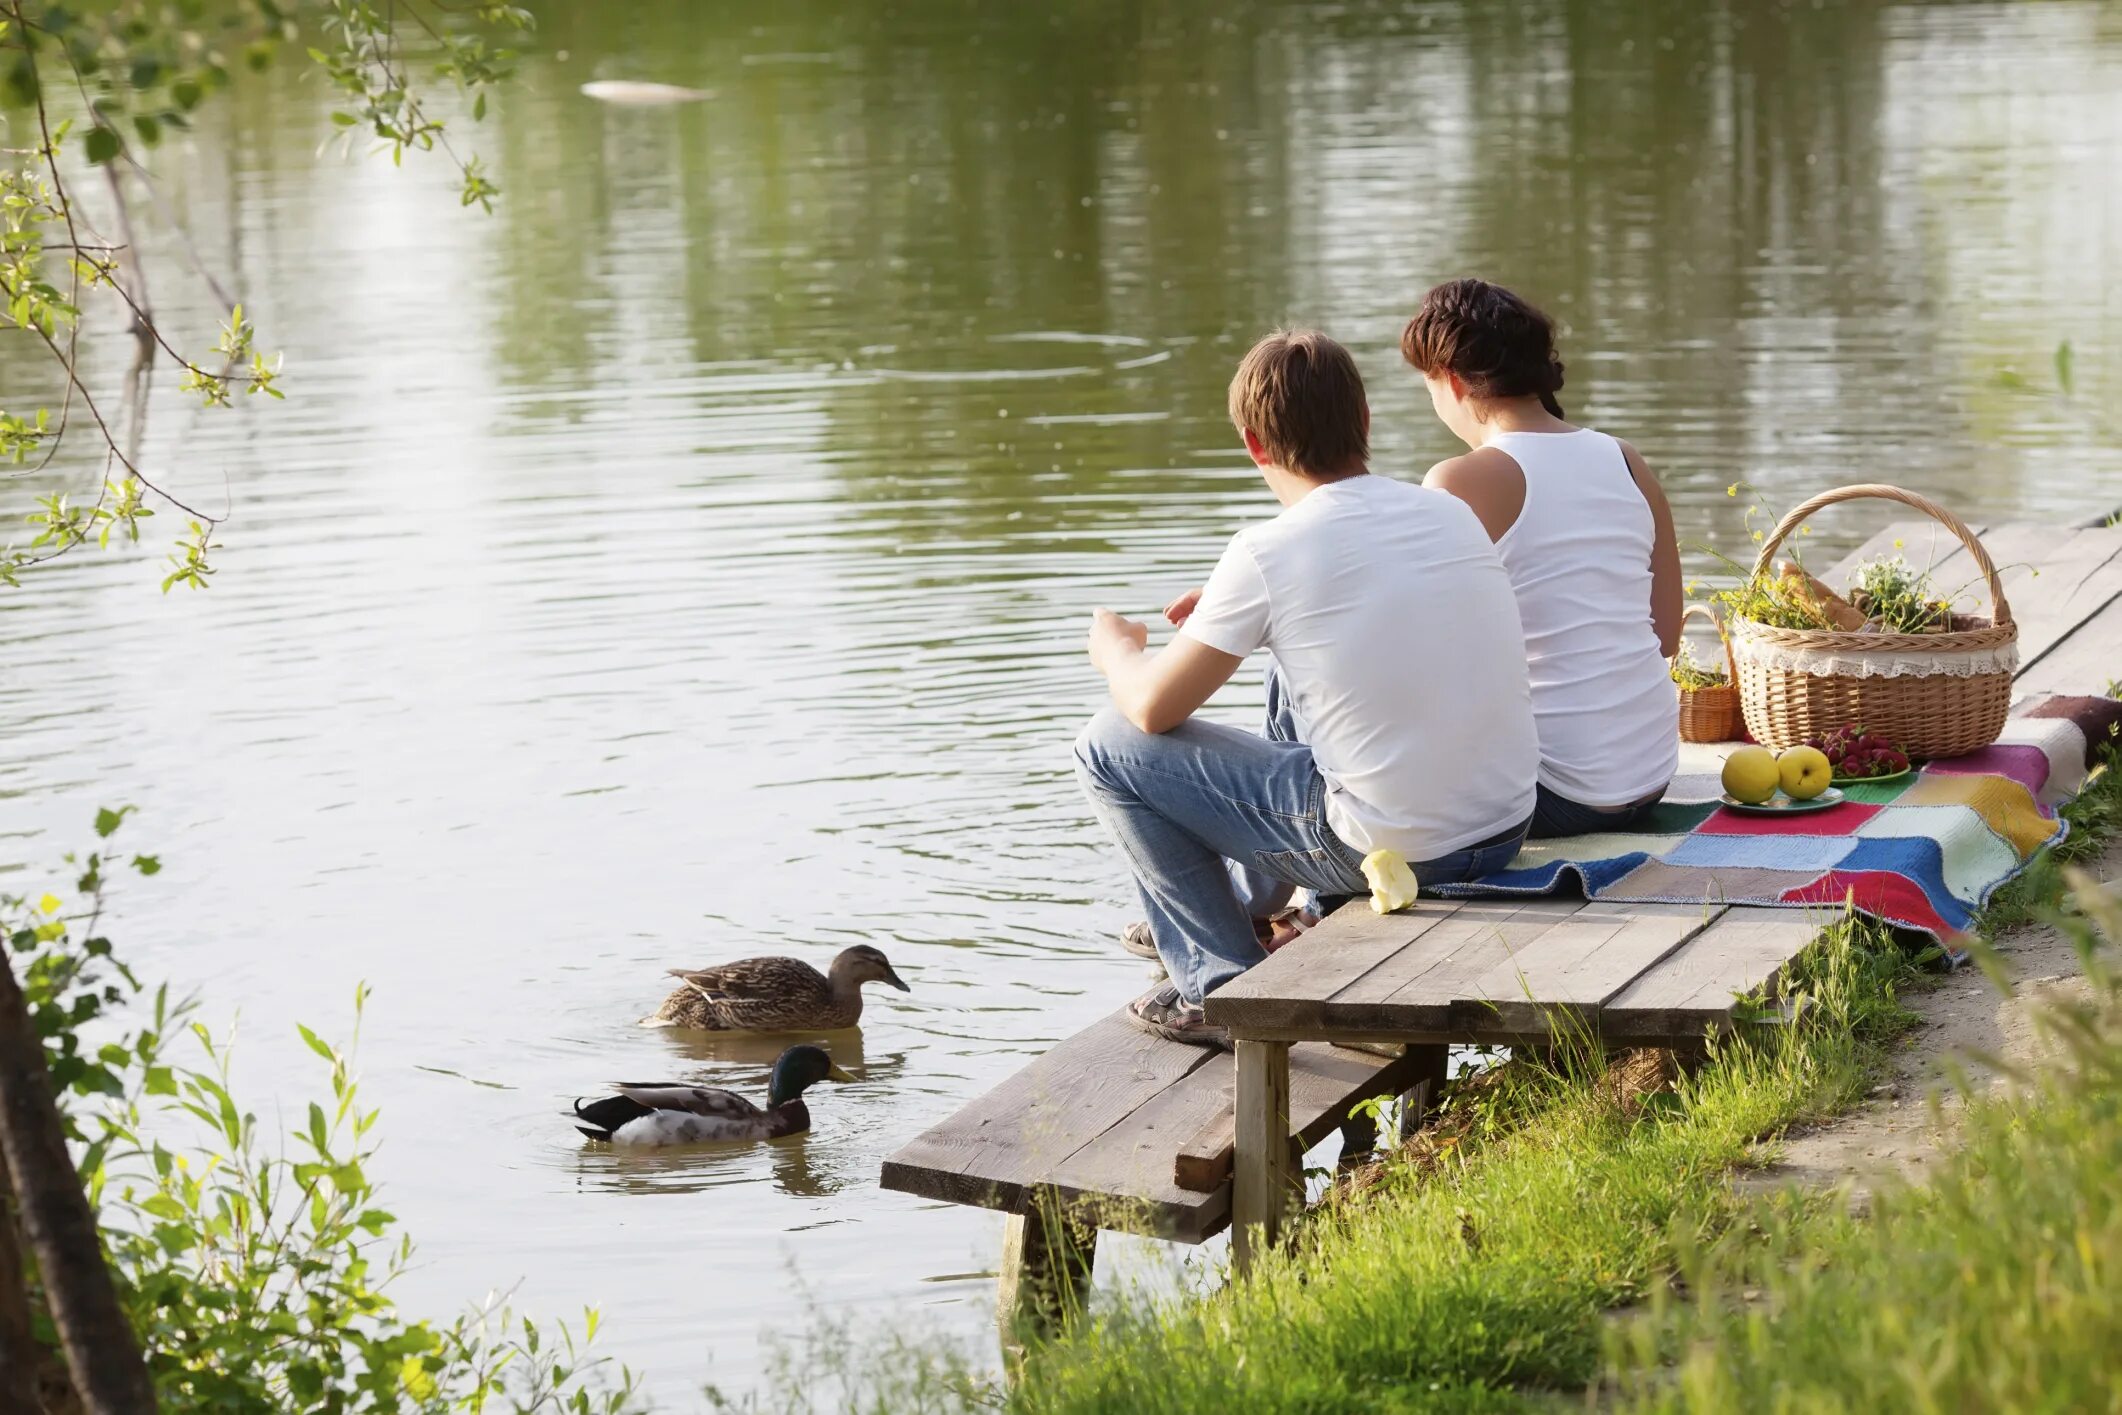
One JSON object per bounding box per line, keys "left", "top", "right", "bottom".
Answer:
{"left": 1432, "top": 695, "right": 2121, "bottom": 942}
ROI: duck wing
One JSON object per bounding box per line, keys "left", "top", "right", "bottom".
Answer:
{"left": 663, "top": 956, "right": 834, "bottom": 1030}
{"left": 610, "top": 1082, "right": 763, "bottom": 1122}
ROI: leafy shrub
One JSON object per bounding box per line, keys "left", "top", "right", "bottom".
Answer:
{"left": 7, "top": 811, "right": 643, "bottom": 1413}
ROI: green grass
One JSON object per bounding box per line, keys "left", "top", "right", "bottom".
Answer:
{"left": 739, "top": 756, "right": 2120, "bottom": 1414}
{"left": 1605, "top": 872, "right": 2122, "bottom": 1413}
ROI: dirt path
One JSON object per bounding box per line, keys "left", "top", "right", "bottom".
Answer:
{"left": 1740, "top": 836, "right": 2120, "bottom": 1206}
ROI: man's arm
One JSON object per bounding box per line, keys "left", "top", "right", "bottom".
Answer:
{"left": 1087, "top": 608, "right": 1243, "bottom": 734}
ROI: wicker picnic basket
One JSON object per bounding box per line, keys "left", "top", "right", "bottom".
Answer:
{"left": 1731, "top": 484, "right": 2017, "bottom": 757}
{"left": 1674, "top": 603, "right": 1743, "bottom": 743}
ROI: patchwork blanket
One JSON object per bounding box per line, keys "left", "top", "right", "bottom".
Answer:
{"left": 1431, "top": 695, "right": 2122, "bottom": 942}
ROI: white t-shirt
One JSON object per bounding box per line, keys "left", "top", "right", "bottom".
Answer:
{"left": 1180, "top": 474, "right": 1539, "bottom": 861}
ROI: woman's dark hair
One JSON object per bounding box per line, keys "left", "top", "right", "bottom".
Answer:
{"left": 1400, "top": 278, "right": 1566, "bottom": 418}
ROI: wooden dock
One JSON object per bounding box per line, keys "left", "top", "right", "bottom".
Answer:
{"left": 882, "top": 509, "right": 2121, "bottom": 1329}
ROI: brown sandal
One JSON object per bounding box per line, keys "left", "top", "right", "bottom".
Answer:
{"left": 1118, "top": 921, "right": 1161, "bottom": 960}
{"left": 1126, "top": 983, "right": 1230, "bottom": 1050}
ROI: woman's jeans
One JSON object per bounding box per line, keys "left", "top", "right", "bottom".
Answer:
{"left": 1527, "top": 782, "right": 1667, "bottom": 839}
{"left": 1074, "top": 671, "right": 1530, "bottom": 1005}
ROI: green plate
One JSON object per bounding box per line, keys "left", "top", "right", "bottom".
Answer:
{"left": 1719, "top": 787, "right": 1847, "bottom": 815}
{"left": 1830, "top": 766, "right": 1913, "bottom": 788}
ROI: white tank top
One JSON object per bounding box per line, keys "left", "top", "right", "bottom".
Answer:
{"left": 1484, "top": 428, "right": 1677, "bottom": 807}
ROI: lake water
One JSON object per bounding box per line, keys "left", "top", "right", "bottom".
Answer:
{"left": 3, "top": 0, "right": 2120, "bottom": 1404}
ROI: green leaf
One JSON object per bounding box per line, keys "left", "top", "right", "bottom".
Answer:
{"left": 83, "top": 126, "right": 120, "bottom": 165}
{"left": 132, "top": 114, "right": 161, "bottom": 147}
{"left": 297, "top": 1023, "right": 334, "bottom": 1062}
{"left": 94, "top": 805, "right": 134, "bottom": 839}
{"left": 145, "top": 1066, "right": 177, "bottom": 1096}
{"left": 2055, "top": 340, "right": 2075, "bottom": 397}
{"left": 131, "top": 854, "right": 161, "bottom": 876}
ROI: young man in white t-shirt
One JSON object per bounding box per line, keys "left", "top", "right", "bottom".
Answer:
{"left": 1077, "top": 329, "right": 1540, "bottom": 1048}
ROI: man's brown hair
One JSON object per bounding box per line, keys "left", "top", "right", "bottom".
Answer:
{"left": 1226, "top": 329, "right": 1369, "bottom": 477}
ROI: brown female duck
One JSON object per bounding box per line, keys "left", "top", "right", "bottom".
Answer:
{"left": 642, "top": 944, "right": 910, "bottom": 1032}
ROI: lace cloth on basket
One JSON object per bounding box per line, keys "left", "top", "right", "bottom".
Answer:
{"left": 1730, "top": 621, "right": 2019, "bottom": 680}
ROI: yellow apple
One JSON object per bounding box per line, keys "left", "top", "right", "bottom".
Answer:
{"left": 1778, "top": 745, "right": 1834, "bottom": 800}
{"left": 1721, "top": 746, "right": 1781, "bottom": 804}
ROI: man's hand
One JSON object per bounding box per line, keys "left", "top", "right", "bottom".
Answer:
{"left": 1084, "top": 605, "right": 1242, "bottom": 734}
{"left": 1164, "top": 586, "right": 1204, "bottom": 626}
{"left": 1087, "top": 608, "right": 1150, "bottom": 677}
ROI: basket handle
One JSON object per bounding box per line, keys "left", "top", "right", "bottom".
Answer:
{"left": 1673, "top": 602, "right": 1737, "bottom": 684}
{"left": 1746, "top": 482, "right": 2014, "bottom": 629}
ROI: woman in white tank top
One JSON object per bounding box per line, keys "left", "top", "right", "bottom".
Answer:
{"left": 1400, "top": 279, "right": 1682, "bottom": 838}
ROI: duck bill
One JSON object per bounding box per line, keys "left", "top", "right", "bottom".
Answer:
{"left": 826, "top": 1063, "right": 859, "bottom": 1084}
{"left": 883, "top": 967, "right": 911, "bottom": 993}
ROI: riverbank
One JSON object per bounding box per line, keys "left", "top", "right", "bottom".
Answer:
{"left": 788, "top": 744, "right": 2120, "bottom": 1413}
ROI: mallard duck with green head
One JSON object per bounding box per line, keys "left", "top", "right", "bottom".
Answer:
{"left": 643, "top": 944, "right": 910, "bottom": 1032}
{"left": 570, "top": 1044, "right": 855, "bottom": 1147}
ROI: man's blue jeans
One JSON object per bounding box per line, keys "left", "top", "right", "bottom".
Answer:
{"left": 1074, "top": 673, "right": 1530, "bottom": 1005}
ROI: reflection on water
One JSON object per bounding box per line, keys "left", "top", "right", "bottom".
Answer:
{"left": 2, "top": 0, "right": 2121, "bottom": 1402}
{"left": 570, "top": 1130, "right": 849, "bottom": 1202}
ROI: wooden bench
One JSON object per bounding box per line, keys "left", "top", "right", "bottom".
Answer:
{"left": 1202, "top": 897, "right": 1813, "bottom": 1265}
{"left": 881, "top": 510, "right": 2122, "bottom": 1328}
{"left": 881, "top": 895, "right": 1815, "bottom": 1330}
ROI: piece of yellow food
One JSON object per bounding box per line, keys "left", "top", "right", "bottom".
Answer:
{"left": 1777, "top": 744, "right": 1833, "bottom": 800}
{"left": 1360, "top": 849, "right": 1420, "bottom": 914}
{"left": 1721, "top": 745, "right": 1781, "bottom": 804}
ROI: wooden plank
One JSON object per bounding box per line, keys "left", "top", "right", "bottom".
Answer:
{"left": 1821, "top": 520, "right": 1943, "bottom": 591}
{"left": 1599, "top": 906, "right": 1819, "bottom": 1039}
{"left": 1326, "top": 899, "right": 1590, "bottom": 1034}
{"left": 2003, "top": 526, "right": 2122, "bottom": 676}
{"left": 1231, "top": 1040, "right": 1295, "bottom": 1274}
{"left": 1810, "top": 521, "right": 2116, "bottom": 662}
{"left": 1054, "top": 1058, "right": 1243, "bottom": 1213}
{"left": 1166, "top": 1042, "right": 1425, "bottom": 1194}
{"left": 1324, "top": 900, "right": 1575, "bottom": 1011}
{"left": 1203, "top": 899, "right": 1465, "bottom": 1026}
{"left": 2013, "top": 594, "right": 2122, "bottom": 701}
{"left": 879, "top": 1012, "right": 1215, "bottom": 1211}
{"left": 1924, "top": 521, "right": 2031, "bottom": 616}
{"left": 1821, "top": 519, "right": 1987, "bottom": 593}
{"left": 1455, "top": 901, "right": 1726, "bottom": 1033}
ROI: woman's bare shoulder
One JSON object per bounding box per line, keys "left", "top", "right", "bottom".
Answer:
{"left": 1424, "top": 447, "right": 1526, "bottom": 541}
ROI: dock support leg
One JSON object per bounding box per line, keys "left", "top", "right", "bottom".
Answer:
{"left": 996, "top": 1204, "right": 1097, "bottom": 1364}
{"left": 1336, "top": 1103, "right": 1377, "bottom": 1173}
{"left": 1397, "top": 1043, "right": 1450, "bottom": 1141}
{"left": 1232, "top": 1039, "right": 1296, "bottom": 1276}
